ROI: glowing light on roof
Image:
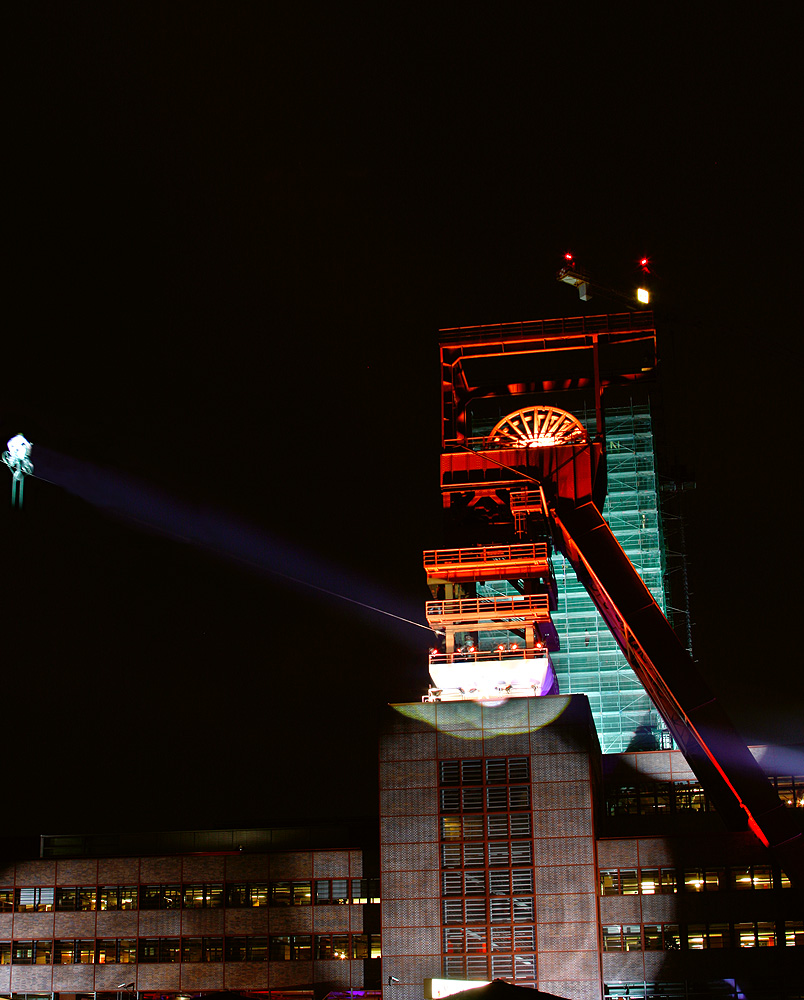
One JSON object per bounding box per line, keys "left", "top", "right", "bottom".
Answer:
{"left": 637, "top": 287, "right": 650, "bottom": 304}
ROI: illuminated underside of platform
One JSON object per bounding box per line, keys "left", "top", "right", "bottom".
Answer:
{"left": 425, "top": 650, "right": 557, "bottom": 702}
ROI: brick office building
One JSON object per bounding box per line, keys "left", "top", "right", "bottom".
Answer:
{"left": 0, "top": 827, "right": 381, "bottom": 1000}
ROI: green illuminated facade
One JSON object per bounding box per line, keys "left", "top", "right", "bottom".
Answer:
{"left": 474, "top": 401, "right": 669, "bottom": 753}
{"left": 550, "top": 403, "right": 669, "bottom": 753}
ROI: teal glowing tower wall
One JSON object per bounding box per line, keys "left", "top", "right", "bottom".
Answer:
{"left": 550, "top": 402, "right": 669, "bottom": 753}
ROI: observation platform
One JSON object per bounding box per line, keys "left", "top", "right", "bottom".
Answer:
{"left": 423, "top": 543, "right": 550, "bottom": 583}
{"left": 425, "top": 594, "right": 551, "bottom": 630}
{"left": 425, "top": 648, "right": 557, "bottom": 701}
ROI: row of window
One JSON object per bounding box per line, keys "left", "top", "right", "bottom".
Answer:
{"left": 605, "top": 782, "right": 715, "bottom": 816}
{"left": 0, "top": 934, "right": 382, "bottom": 965}
{"left": 599, "top": 865, "right": 791, "bottom": 895}
{"left": 441, "top": 786, "right": 530, "bottom": 813}
{"left": 441, "top": 814, "right": 532, "bottom": 842}
{"left": 444, "top": 924, "right": 535, "bottom": 954}
{"left": 0, "top": 879, "right": 379, "bottom": 913}
{"left": 605, "top": 776, "right": 804, "bottom": 816}
{"left": 443, "top": 896, "right": 534, "bottom": 924}
{"left": 440, "top": 757, "right": 530, "bottom": 787}
{"left": 602, "top": 921, "right": 803, "bottom": 952}
{"left": 443, "top": 953, "right": 534, "bottom": 982}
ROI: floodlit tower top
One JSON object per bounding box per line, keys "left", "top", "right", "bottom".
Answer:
{"left": 7, "top": 434, "right": 32, "bottom": 462}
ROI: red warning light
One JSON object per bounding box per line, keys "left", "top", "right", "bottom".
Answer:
{"left": 639, "top": 256, "right": 651, "bottom": 273}
{"left": 564, "top": 252, "right": 573, "bottom": 261}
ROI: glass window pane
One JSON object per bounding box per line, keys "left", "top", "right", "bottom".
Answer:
{"left": 56, "top": 889, "right": 77, "bottom": 912}
{"left": 640, "top": 868, "right": 659, "bottom": 894}
{"left": 118, "top": 939, "right": 137, "bottom": 963}
{"left": 623, "top": 926, "right": 641, "bottom": 951}
{"left": 644, "top": 925, "right": 662, "bottom": 950}
{"left": 620, "top": 870, "right": 638, "bottom": 895}
{"left": 602, "top": 926, "right": 623, "bottom": 952}
{"left": 183, "top": 938, "right": 203, "bottom": 963}
{"left": 293, "top": 881, "right": 312, "bottom": 906}
{"left": 708, "top": 923, "right": 729, "bottom": 948}
{"left": 204, "top": 937, "right": 223, "bottom": 962}
{"left": 77, "top": 940, "right": 95, "bottom": 963}
{"left": 96, "top": 940, "right": 117, "bottom": 964}
{"left": 756, "top": 922, "right": 776, "bottom": 947}
{"left": 687, "top": 924, "right": 706, "bottom": 950}
{"left": 248, "top": 937, "right": 267, "bottom": 961}
{"left": 55, "top": 940, "right": 75, "bottom": 964}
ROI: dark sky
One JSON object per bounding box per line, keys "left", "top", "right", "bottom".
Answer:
{"left": 4, "top": 4, "right": 801, "bottom": 840}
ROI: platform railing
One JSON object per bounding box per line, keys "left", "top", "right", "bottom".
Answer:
{"left": 423, "top": 543, "right": 549, "bottom": 571}
{"left": 425, "top": 594, "right": 551, "bottom": 623}
{"left": 428, "top": 646, "right": 549, "bottom": 665}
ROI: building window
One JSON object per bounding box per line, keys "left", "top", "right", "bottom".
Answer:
{"left": 0, "top": 891, "right": 12, "bottom": 913}
{"left": 181, "top": 937, "right": 223, "bottom": 962}
{"left": 118, "top": 939, "right": 137, "bottom": 962}
{"left": 730, "top": 865, "right": 772, "bottom": 890}
{"left": 439, "top": 756, "right": 535, "bottom": 983}
{"left": 772, "top": 774, "right": 804, "bottom": 808}
{"left": 686, "top": 923, "right": 730, "bottom": 949}
{"left": 11, "top": 940, "right": 53, "bottom": 964}
{"left": 14, "top": 888, "right": 54, "bottom": 912}
{"left": 602, "top": 926, "right": 641, "bottom": 952}
{"left": 350, "top": 934, "right": 381, "bottom": 959}
{"left": 270, "top": 880, "right": 312, "bottom": 906}
{"left": 98, "top": 886, "right": 138, "bottom": 910}
{"left": 642, "top": 924, "right": 681, "bottom": 951}
{"left": 314, "top": 935, "right": 350, "bottom": 960}
{"left": 0, "top": 942, "right": 10, "bottom": 965}
{"left": 138, "top": 938, "right": 180, "bottom": 963}
{"left": 785, "top": 921, "right": 804, "bottom": 946}
{"left": 269, "top": 935, "right": 312, "bottom": 961}
{"left": 350, "top": 877, "right": 380, "bottom": 903}
{"left": 226, "top": 882, "right": 269, "bottom": 907}
{"left": 682, "top": 868, "right": 725, "bottom": 892}
{"left": 314, "top": 879, "right": 350, "bottom": 904}
{"left": 96, "top": 939, "right": 118, "bottom": 964}
{"left": 224, "top": 936, "right": 268, "bottom": 961}
{"left": 55, "top": 888, "right": 97, "bottom": 911}
{"left": 140, "top": 885, "right": 181, "bottom": 910}
{"left": 182, "top": 884, "right": 223, "bottom": 908}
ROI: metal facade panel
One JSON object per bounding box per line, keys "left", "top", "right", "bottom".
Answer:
{"left": 269, "top": 852, "right": 313, "bottom": 878}
{"left": 178, "top": 908, "right": 225, "bottom": 936}
{"left": 531, "top": 751, "right": 591, "bottom": 781}
{"left": 539, "top": 980, "right": 601, "bottom": 1000}
{"left": 380, "top": 758, "right": 438, "bottom": 790}
{"left": 224, "top": 853, "right": 271, "bottom": 880}
{"left": 53, "top": 911, "right": 96, "bottom": 937}
{"left": 532, "top": 779, "right": 592, "bottom": 810}
{"left": 381, "top": 732, "right": 438, "bottom": 762}
{"left": 381, "top": 816, "right": 438, "bottom": 848}
{"left": 181, "top": 855, "right": 226, "bottom": 880}
{"left": 533, "top": 837, "right": 595, "bottom": 866}
{"left": 381, "top": 843, "right": 439, "bottom": 873}
{"left": 532, "top": 806, "right": 594, "bottom": 838}
{"left": 380, "top": 788, "right": 439, "bottom": 818}
{"left": 224, "top": 962, "right": 270, "bottom": 989}
{"left": 55, "top": 858, "right": 98, "bottom": 884}
{"left": 52, "top": 965, "right": 95, "bottom": 992}
{"left": 178, "top": 964, "right": 225, "bottom": 990}
{"left": 139, "top": 856, "right": 182, "bottom": 882}
{"left": 97, "top": 856, "right": 140, "bottom": 883}
{"left": 12, "top": 861, "right": 56, "bottom": 886}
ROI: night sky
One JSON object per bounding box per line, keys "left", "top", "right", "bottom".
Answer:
{"left": 4, "top": 4, "right": 801, "bottom": 843}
